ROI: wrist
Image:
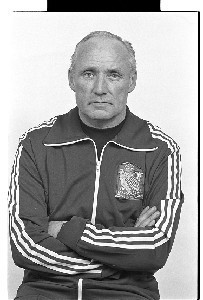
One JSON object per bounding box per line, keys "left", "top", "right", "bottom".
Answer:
{"left": 57, "top": 216, "right": 88, "bottom": 250}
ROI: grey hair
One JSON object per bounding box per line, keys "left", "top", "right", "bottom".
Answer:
{"left": 69, "top": 31, "right": 137, "bottom": 74}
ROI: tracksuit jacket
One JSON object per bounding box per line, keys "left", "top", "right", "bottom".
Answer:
{"left": 9, "top": 107, "right": 184, "bottom": 300}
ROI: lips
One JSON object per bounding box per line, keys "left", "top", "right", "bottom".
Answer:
{"left": 90, "top": 101, "right": 112, "bottom": 105}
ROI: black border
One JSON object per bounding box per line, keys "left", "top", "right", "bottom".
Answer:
{"left": 197, "top": 12, "right": 200, "bottom": 300}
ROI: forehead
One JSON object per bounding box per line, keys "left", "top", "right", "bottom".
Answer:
{"left": 75, "top": 37, "right": 131, "bottom": 70}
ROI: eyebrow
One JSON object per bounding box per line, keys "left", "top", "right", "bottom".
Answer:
{"left": 107, "top": 68, "right": 123, "bottom": 73}
{"left": 81, "top": 67, "right": 96, "bottom": 72}
{"left": 81, "top": 67, "right": 123, "bottom": 73}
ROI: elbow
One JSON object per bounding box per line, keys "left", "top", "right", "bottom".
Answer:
{"left": 132, "top": 246, "right": 169, "bottom": 272}
{"left": 10, "top": 238, "right": 28, "bottom": 270}
{"left": 138, "top": 254, "right": 168, "bottom": 272}
{"left": 150, "top": 244, "right": 170, "bottom": 272}
{"left": 12, "top": 255, "right": 25, "bottom": 269}
{"left": 11, "top": 245, "right": 25, "bottom": 269}
{"left": 152, "top": 253, "right": 168, "bottom": 271}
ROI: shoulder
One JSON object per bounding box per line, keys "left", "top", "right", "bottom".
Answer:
{"left": 19, "top": 116, "right": 58, "bottom": 144}
{"left": 146, "top": 120, "right": 180, "bottom": 154}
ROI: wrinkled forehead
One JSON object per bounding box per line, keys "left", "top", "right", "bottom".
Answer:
{"left": 75, "top": 37, "right": 131, "bottom": 69}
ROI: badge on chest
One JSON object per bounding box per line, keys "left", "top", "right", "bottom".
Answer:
{"left": 115, "top": 162, "right": 144, "bottom": 201}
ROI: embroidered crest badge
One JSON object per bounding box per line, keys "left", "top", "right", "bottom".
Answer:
{"left": 115, "top": 162, "right": 144, "bottom": 200}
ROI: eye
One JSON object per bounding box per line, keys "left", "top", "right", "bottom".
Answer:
{"left": 83, "top": 71, "right": 94, "bottom": 79}
{"left": 108, "top": 72, "right": 121, "bottom": 80}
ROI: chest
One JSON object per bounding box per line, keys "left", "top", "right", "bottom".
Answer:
{"left": 43, "top": 142, "right": 151, "bottom": 227}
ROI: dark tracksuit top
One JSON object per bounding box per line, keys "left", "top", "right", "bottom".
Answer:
{"left": 9, "top": 107, "right": 184, "bottom": 300}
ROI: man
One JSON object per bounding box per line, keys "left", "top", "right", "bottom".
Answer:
{"left": 9, "top": 31, "right": 183, "bottom": 300}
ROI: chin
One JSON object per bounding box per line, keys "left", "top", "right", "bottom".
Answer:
{"left": 88, "top": 109, "right": 113, "bottom": 120}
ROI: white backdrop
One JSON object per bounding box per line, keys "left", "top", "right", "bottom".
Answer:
{"left": 8, "top": 12, "right": 198, "bottom": 299}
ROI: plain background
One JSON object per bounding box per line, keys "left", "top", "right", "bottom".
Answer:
{"left": 7, "top": 12, "right": 198, "bottom": 299}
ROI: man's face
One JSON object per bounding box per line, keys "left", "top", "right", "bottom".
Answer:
{"left": 69, "top": 37, "right": 136, "bottom": 128}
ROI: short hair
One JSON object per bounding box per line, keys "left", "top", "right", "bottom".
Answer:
{"left": 69, "top": 31, "right": 137, "bottom": 74}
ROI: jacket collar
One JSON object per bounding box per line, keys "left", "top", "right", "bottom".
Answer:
{"left": 43, "top": 106, "right": 158, "bottom": 150}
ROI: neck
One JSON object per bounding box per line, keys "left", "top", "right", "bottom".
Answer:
{"left": 78, "top": 108, "right": 127, "bottom": 129}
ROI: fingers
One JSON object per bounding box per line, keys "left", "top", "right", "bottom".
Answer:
{"left": 135, "top": 206, "right": 156, "bottom": 226}
{"left": 148, "top": 219, "right": 156, "bottom": 227}
{"left": 135, "top": 206, "right": 160, "bottom": 228}
{"left": 48, "top": 221, "right": 67, "bottom": 238}
{"left": 139, "top": 206, "right": 150, "bottom": 217}
{"left": 139, "top": 211, "right": 160, "bottom": 227}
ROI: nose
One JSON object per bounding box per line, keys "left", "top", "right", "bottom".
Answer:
{"left": 93, "top": 74, "right": 108, "bottom": 95}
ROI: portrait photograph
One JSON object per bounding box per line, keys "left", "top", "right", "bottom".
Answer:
{"left": 7, "top": 12, "right": 198, "bottom": 300}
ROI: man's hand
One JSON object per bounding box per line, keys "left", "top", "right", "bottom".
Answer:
{"left": 48, "top": 221, "right": 67, "bottom": 238}
{"left": 134, "top": 206, "right": 160, "bottom": 228}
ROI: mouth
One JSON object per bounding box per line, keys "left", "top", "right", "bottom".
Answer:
{"left": 90, "top": 101, "right": 112, "bottom": 105}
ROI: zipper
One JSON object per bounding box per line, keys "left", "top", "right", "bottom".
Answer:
{"left": 78, "top": 278, "right": 83, "bottom": 300}
{"left": 90, "top": 140, "right": 110, "bottom": 225}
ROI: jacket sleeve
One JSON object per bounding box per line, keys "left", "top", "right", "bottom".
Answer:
{"left": 8, "top": 135, "right": 102, "bottom": 276}
{"left": 57, "top": 144, "right": 184, "bottom": 274}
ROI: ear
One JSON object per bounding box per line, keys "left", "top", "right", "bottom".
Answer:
{"left": 128, "top": 71, "right": 137, "bottom": 93}
{"left": 68, "top": 69, "right": 76, "bottom": 92}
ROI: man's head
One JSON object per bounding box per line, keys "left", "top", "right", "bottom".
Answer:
{"left": 68, "top": 31, "right": 137, "bottom": 128}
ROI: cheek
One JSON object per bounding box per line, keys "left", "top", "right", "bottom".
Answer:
{"left": 75, "top": 82, "right": 92, "bottom": 96}
{"left": 113, "top": 85, "right": 129, "bottom": 100}
{"left": 75, "top": 83, "right": 93, "bottom": 109}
